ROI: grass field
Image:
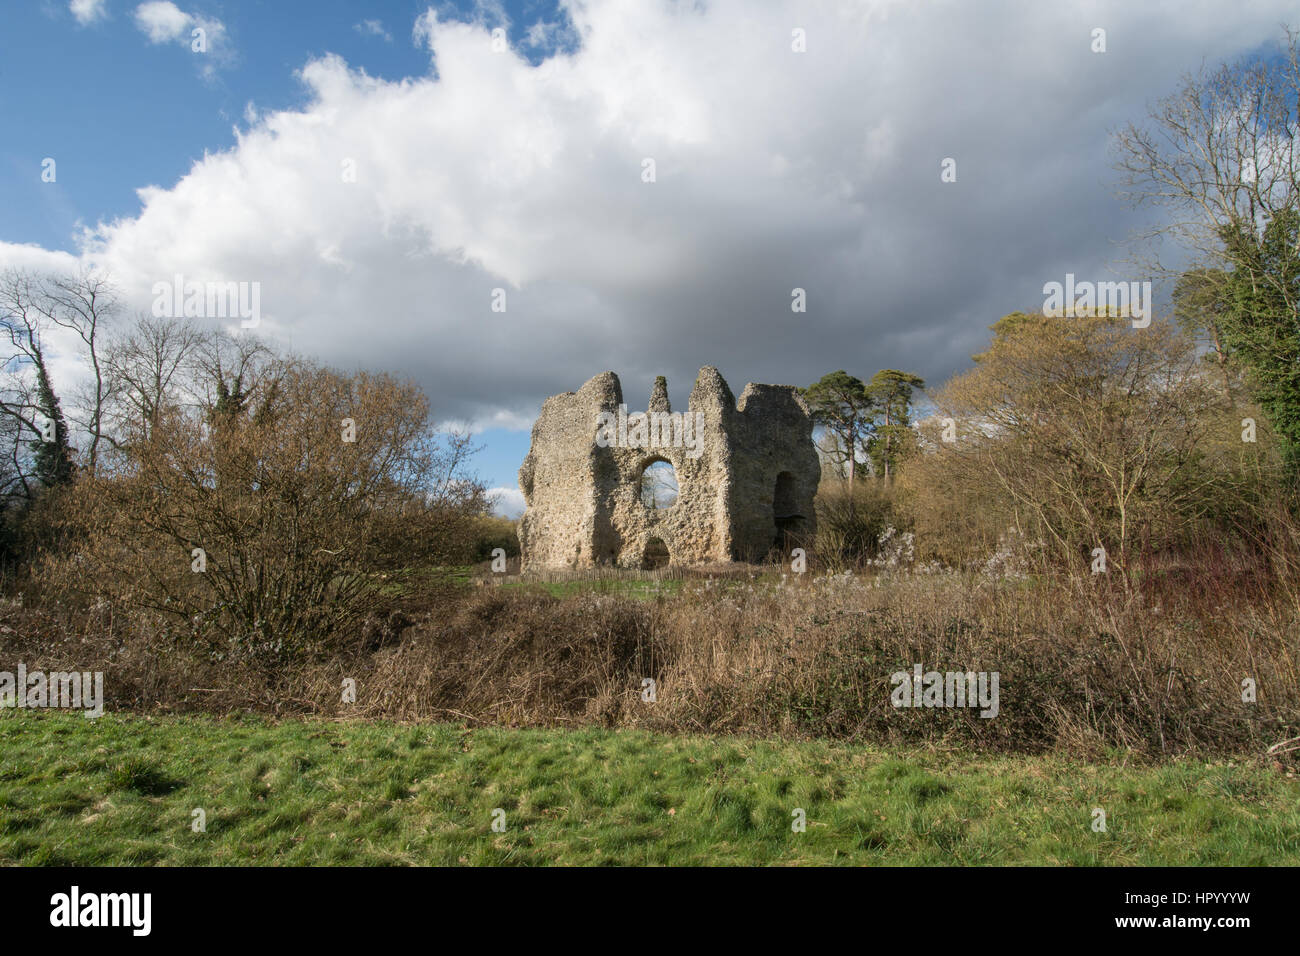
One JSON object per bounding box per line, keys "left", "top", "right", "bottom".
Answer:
{"left": 2, "top": 712, "right": 1297, "bottom": 865}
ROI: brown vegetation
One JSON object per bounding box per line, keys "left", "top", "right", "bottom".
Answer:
{"left": 8, "top": 311, "right": 488, "bottom": 661}
{"left": 4, "top": 562, "right": 1296, "bottom": 760}
{"left": 3, "top": 275, "right": 1297, "bottom": 764}
{"left": 897, "top": 311, "right": 1276, "bottom": 575}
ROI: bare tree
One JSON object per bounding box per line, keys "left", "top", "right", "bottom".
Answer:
{"left": 21, "top": 269, "right": 120, "bottom": 473}
{"left": 1114, "top": 31, "right": 1300, "bottom": 461}
{"left": 193, "top": 325, "right": 275, "bottom": 418}
{"left": 0, "top": 379, "right": 32, "bottom": 506}
{"left": 904, "top": 311, "right": 1243, "bottom": 577}
{"left": 1112, "top": 28, "right": 1299, "bottom": 292}
{"left": 60, "top": 356, "right": 487, "bottom": 657}
{"left": 102, "top": 313, "right": 208, "bottom": 448}
{"left": 0, "top": 270, "right": 74, "bottom": 494}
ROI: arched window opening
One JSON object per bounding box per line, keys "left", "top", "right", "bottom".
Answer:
{"left": 639, "top": 460, "right": 678, "bottom": 510}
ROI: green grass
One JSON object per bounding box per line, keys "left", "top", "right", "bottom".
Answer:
{"left": 2, "top": 712, "right": 1296, "bottom": 865}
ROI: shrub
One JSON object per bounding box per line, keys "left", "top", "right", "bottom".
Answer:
{"left": 898, "top": 312, "right": 1279, "bottom": 575}
{"left": 7, "top": 568, "right": 1295, "bottom": 759}
{"left": 814, "top": 479, "right": 898, "bottom": 569}
{"left": 472, "top": 515, "right": 521, "bottom": 563}
{"left": 34, "top": 358, "right": 486, "bottom": 661}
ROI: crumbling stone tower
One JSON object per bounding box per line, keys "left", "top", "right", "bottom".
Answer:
{"left": 518, "top": 366, "right": 819, "bottom": 571}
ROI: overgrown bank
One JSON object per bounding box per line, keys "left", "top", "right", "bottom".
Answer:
{"left": 5, "top": 569, "right": 1296, "bottom": 759}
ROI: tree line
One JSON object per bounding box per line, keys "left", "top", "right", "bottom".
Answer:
{"left": 1, "top": 270, "right": 487, "bottom": 658}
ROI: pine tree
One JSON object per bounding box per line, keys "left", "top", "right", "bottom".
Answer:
{"left": 865, "top": 369, "right": 925, "bottom": 484}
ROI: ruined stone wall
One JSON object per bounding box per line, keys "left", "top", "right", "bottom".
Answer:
{"left": 516, "top": 373, "right": 611, "bottom": 570}
{"left": 518, "top": 366, "right": 817, "bottom": 572}
{"left": 724, "top": 383, "right": 821, "bottom": 562}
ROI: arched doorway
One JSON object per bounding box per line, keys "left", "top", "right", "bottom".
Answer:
{"left": 642, "top": 537, "right": 671, "bottom": 569}
{"left": 773, "top": 471, "right": 806, "bottom": 547}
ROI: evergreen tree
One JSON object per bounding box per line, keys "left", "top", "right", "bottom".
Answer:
{"left": 1216, "top": 209, "right": 1300, "bottom": 463}
{"left": 801, "top": 370, "right": 872, "bottom": 488}
{"left": 31, "top": 355, "right": 74, "bottom": 489}
{"left": 865, "top": 369, "right": 925, "bottom": 484}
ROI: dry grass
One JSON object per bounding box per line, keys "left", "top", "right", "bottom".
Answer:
{"left": 4, "top": 564, "right": 1297, "bottom": 761}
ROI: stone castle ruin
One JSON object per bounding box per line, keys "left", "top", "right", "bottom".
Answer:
{"left": 517, "top": 367, "right": 819, "bottom": 571}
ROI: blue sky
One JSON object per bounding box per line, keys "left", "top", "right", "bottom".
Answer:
{"left": 2, "top": 1, "right": 1296, "bottom": 516}
{"left": 3, "top": 0, "right": 573, "bottom": 507}
{"left": 5, "top": 2, "right": 575, "bottom": 254}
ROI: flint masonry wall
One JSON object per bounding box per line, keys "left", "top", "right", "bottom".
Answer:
{"left": 517, "top": 366, "right": 819, "bottom": 571}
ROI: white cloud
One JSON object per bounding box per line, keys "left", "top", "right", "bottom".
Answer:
{"left": 411, "top": 9, "right": 440, "bottom": 50}
{"left": 0, "top": 242, "right": 80, "bottom": 275}
{"left": 523, "top": 20, "right": 567, "bottom": 51}
{"left": 354, "top": 19, "right": 392, "bottom": 43}
{"left": 488, "top": 487, "right": 526, "bottom": 518}
{"left": 132, "top": 1, "right": 230, "bottom": 76}
{"left": 414, "top": 1, "right": 508, "bottom": 52}
{"left": 133, "top": 1, "right": 189, "bottom": 42}
{"left": 7, "top": 0, "right": 1300, "bottom": 439}
{"left": 69, "top": 0, "right": 109, "bottom": 26}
